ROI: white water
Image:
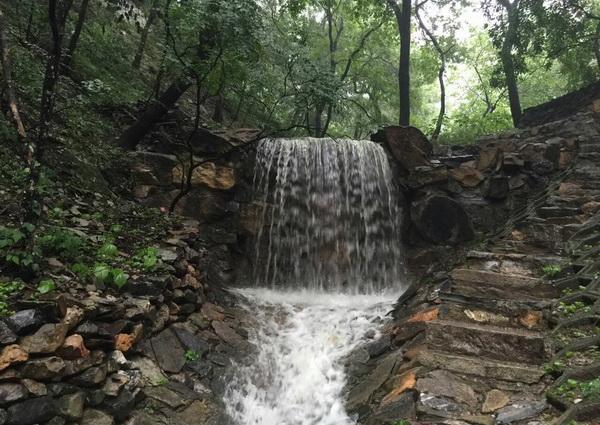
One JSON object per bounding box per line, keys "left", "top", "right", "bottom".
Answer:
{"left": 224, "top": 288, "right": 397, "bottom": 425}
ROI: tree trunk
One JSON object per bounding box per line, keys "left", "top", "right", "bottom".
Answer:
{"left": 118, "top": 76, "right": 192, "bottom": 150}
{"left": 595, "top": 20, "right": 600, "bottom": 71}
{"left": 133, "top": 0, "right": 159, "bottom": 69}
{"left": 500, "top": 0, "right": 522, "bottom": 127}
{"left": 63, "top": 0, "right": 89, "bottom": 72}
{"left": 389, "top": 0, "right": 411, "bottom": 126}
{"left": 0, "top": 10, "right": 27, "bottom": 146}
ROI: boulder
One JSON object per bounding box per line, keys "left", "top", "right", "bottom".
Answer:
{"left": 0, "top": 345, "right": 28, "bottom": 371}
{"left": 0, "top": 383, "right": 28, "bottom": 405}
{"left": 82, "top": 409, "right": 114, "bottom": 425}
{"left": 149, "top": 328, "right": 185, "bottom": 373}
{"left": 0, "top": 322, "right": 16, "bottom": 345}
{"left": 450, "top": 166, "right": 485, "bottom": 187}
{"left": 5, "top": 310, "right": 45, "bottom": 335}
{"left": 411, "top": 194, "right": 475, "bottom": 244}
{"left": 172, "top": 162, "right": 236, "bottom": 190}
{"left": 6, "top": 396, "right": 56, "bottom": 425}
{"left": 371, "top": 126, "right": 432, "bottom": 174}
{"left": 20, "top": 323, "right": 68, "bottom": 354}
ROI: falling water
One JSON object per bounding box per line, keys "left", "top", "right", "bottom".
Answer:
{"left": 250, "top": 137, "right": 404, "bottom": 293}
{"left": 224, "top": 138, "right": 405, "bottom": 424}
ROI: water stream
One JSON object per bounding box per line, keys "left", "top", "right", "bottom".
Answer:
{"left": 224, "top": 138, "right": 405, "bottom": 424}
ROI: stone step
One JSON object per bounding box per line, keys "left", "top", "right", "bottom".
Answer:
{"left": 449, "top": 268, "right": 557, "bottom": 300}
{"left": 425, "top": 319, "right": 548, "bottom": 364}
{"left": 579, "top": 144, "right": 600, "bottom": 153}
{"left": 537, "top": 205, "right": 581, "bottom": 218}
{"left": 416, "top": 350, "right": 545, "bottom": 384}
{"left": 439, "top": 301, "right": 548, "bottom": 331}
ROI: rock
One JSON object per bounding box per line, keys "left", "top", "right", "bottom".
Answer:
{"left": 211, "top": 321, "right": 247, "bottom": 350}
{"left": 201, "top": 303, "right": 225, "bottom": 321}
{"left": 103, "top": 372, "right": 129, "bottom": 397}
{"left": 57, "top": 391, "right": 85, "bottom": 420}
{"left": 495, "top": 400, "right": 546, "bottom": 424}
{"left": 367, "top": 391, "right": 416, "bottom": 424}
{"left": 365, "top": 334, "right": 391, "bottom": 358}
{"left": 172, "top": 162, "right": 236, "bottom": 190}
{"left": 57, "top": 334, "right": 89, "bottom": 359}
{"left": 0, "top": 383, "right": 28, "bottom": 405}
{"left": 129, "top": 357, "right": 166, "bottom": 386}
{"left": 115, "top": 334, "right": 135, "bottom": 352}
{"left": 347, "top": 352, "right": 402, "bottom": 412}
{"left": 21, "top": 356, "right": 66, "bottom": 380}
{"left": 176, "top": 400, "right": 219, "bottom": 425}
{"left": 144, "top": 386, "right": 187, "bottom": 408}
{"left": 0, "top": 345, "right": 28, "bottom": 371}
{"left": 502, "top": 153, "right": 524, "bottom": 173}
{"left": 372, "top": 126, "right": 432, "bottom": 174}
{"left": 62, "top": 350, "right": 105, "bottom": 376}
{"left": 6, "top": 395, "right": 56, "bottom": 425}
{"left": 104, "top": 388, "right": 137, "bottom": 421}
{"left": 20, "top": 323, "right": 68, "bottom": 354}
{"left": 0, "top": 322, "right": 16, "bottom": 345}
{"left": 22, "top": 379, "right": 47, "bottom": 396}
{"left": 411, "top": 194, "right": 475, "bottom": 245}
{"left": 416, "top": 370, "right": 478, "bottom": 408}
{"left": 82, "top": 408, "right": 114, "bottom": 425}
{"left": 482, "top": 389, "right": 509, "bottom": 413}
{"left": 171, "top": 325, "right": 210, "bottom": 356}
{"left": 406, "top": 165, "right": 449, "bottom": 189}
{"left": 382, "top": 370, "right": 418, "bottom": 405}
{"left": 408, "top": 307, "right": 439, "bottom": 323}
{"left": 63, "top": 307, "right": 84, "bottom": 330}
{"left": 582, "top": 200, "right": 600, "bottom": 215}
{"left": 450, "top": 166, "right": 485, "bottom": 187}
{"left": 149, "top": 328, "right": 185, "bottom": 373}
{"left": 0, "top": 409, "right": 6, "bottom": 425}
{"left": 477, "top": 147, "right": 502, "bottom": 171}
{"left": 70, "top": 364, "right": 107, "bottom": 387}
{"left": 518, "top": 311, "right": 543, "bottom": 329}
{"left": 5, "top": 310, "right": 45, "bottom": 335}
{"left": 483, "top": 175, "right": 509, "bottom": 200}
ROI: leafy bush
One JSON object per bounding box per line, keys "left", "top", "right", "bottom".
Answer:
{"left": 542, "top": 264, "right": 562, "bottom": 278}
{"left": 0, "top": 280, "right": 24, "bottom": 316}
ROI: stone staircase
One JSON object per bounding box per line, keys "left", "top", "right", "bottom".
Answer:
{"left": 348, "top": 114, "right": 600, "bottom": 425}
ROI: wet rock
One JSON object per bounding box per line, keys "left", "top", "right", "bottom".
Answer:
{"left": 104, "top": 388, "right": 137, "bottom": 421}
{"left": 367, "top": 391, "right": 417, "bottom": 424}
{"left": 347, "top": 352, "right": 402, "bottom": 412}
{"left": 176, "top": 400, "right": 219, "bottom": 425}
{"left": 20, "top": 323, "right": 68, "bottom": 354}
{"left": 411, "top": 194, "right": 474, "bottom": 245}
{"left": 171, "top": 325, "right": 210, "bottom": 356}
{"left": 57, "top": 391, "right": 85, "bottom": 420}
{"left": 129, "top": 357, "right": 166, "bottom": 386}
{"left": 144, "top": 385, "right": 187, "bottom": 408}
{"left": 365, "top": 335, "right": 391, "bottom": 358}
{"left": 6, "top": 395, "right": 56, "bottom": 425}
{"left": 5, "top": 310, "right": 45, "bottom": 335}
{"left": 103, "top": 372, "right": 129, "bottom": 397}
{"left": 416, "top": 370, "right": 477, "bottom": 408}
{"left": 0, "top": 383, "right": 28, "bottom": 405}
{"left": 382, "top": 370, "right": 418, "bottom": 405}
{"left": 70, "top": 364, "right": 107, "bottom": 387}
{"left": 149, "top": 328, "right": 185, "bottom": 373}
{"left": 57, "top": 334, "right": 89, "bottom": 359}
{"left": 211, "top": 321, "right": 247, "bottom": 350}
{"left": 0, "top": 409, "right": 6, "bottom": 425}
{"left": 483, "top": 175, "right": 509, "bottom": 200}
{"left": 21, "top": 356, "right": 66, "bottom": 380}
{"left": 495, "top": 400, "right": 546, "bottom": 424}
{"left": 372, "top": 126, "right": 432, "bottom": 174}
{"left": 0, "top": 322, "right": 16, "bottom": 345}
{"left": 0, "top": 345, "right": 28, "bottom": 371}
{"left": 82, "top": 408, "right": 114, "bottom": 425}
{"left": 481, "top": 389, "right": 509, "bottom": 413}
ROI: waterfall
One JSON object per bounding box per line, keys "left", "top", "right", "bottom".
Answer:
{"left": 224, "top": 138, "right": 406, "bottom": 424}
{"left": 250, "top": 137, "right": 404, "bottom": 294}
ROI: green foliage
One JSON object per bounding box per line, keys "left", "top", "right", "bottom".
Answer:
{"left": 93, "top": 263, "right": 130, "bottom": 289}
{"left": 542, "top": 264, "right": 562, "bottom": 278}
{"left": 37, "top": 279, "right": 56, "bottom": 294}
{"left": 0, "top": 280, "right": 24, "bottom": 317}
{"left": 38, "top": 228, "right": 85, "bottom": 261}
{"left": 184, "top": 350, "right": 201, "bottom": 362}
{"left": 133, "top": 247, "right": 159, "bottom": 270}
{"left": 553, "top": 378, "right": 600, "bottom": 402}
{"left": 557, "top": 301, "right": 592, "bottom": 317}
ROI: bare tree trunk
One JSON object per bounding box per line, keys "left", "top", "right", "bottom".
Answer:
{"left": 499, "top": 0, "right": 522, "bottom": 127}
{"left": 388, "top": 0, "right": 411, "bottom": 126}
{"left": 63, "top": 0, "right": 89, "bottom": 72}
{"left": 133, "top": 0, "right": 159, "bottom": 69}
{"left": 0, "top": 10, "right": 27, "bottom": 146}
{"left": 595, "top": 20, "right": 600, "bottom": 71}
{"left": 25, "top": 0, "right": 36, "bottom": 42}
{"left": 118, "top": 76, "right": 192, "bottom": 150}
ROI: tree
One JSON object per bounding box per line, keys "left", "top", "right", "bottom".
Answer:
{"left": 386, "top": 0, "right": 412, "bottom": 126}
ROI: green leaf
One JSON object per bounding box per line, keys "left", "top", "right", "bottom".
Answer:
{"left": 37, "top": 279, "right": 56, "bottom": 294}
{"left": 22, "top": 223, "right": 35, "bottom": 233}
{"left": 98, "top": 243, "right": 118, "bottom": 258}
{"left": 111, "top": 269, "right": 129, "bottom": 289}
{"left": 94, "top": 264, "right": 111, "bottom": 283}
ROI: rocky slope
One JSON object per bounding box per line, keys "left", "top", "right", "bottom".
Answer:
{"left": 345, "top": 113, "right": 600, "bottom": 424}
